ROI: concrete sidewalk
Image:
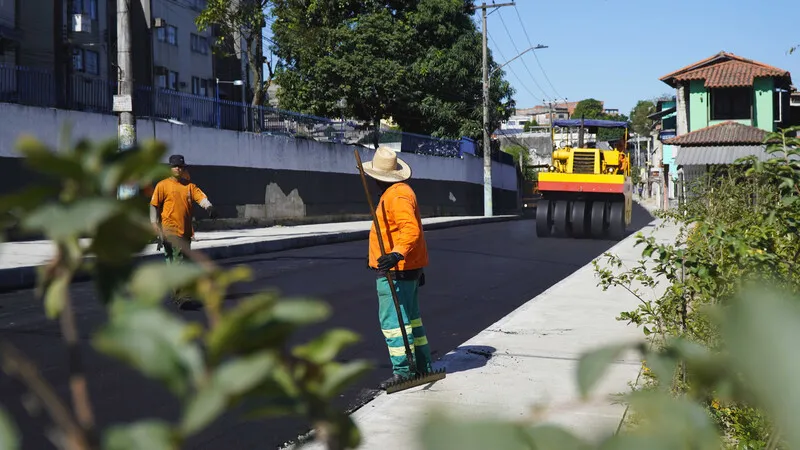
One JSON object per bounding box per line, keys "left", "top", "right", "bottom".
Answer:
{"left": 0, "top": 215, "right": 517, "bottom": 291}
{"left": 298, "top": 213, "right": 677, "bottom": 449}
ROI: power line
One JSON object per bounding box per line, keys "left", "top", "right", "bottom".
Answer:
{"left": 487, "top": 34, "right": 541, "bottom": 102}
{"left": 495, "top": 9, "right": 552, "bottom": 103}
{"left": 512, "top": 5, "right": 563, "bottom": 102}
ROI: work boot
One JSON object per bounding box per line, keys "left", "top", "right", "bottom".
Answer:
{"left": 379, "top": 374, "right": 407, "bottom": 390}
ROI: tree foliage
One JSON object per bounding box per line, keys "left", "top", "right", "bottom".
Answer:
{"left": 630, "top": 100, "right": 656, "bottom": 137}
{"left": 571, "top": 98, "right": 605, "bottom": 120}
{"left": 0, "top": 131, "right": 370, "bottom": 450}
{"left": 196, "top": 0, "right": 276, "bottom": 128}
{"left": 270, "top": 0, "right": 514, "bottom": 141}
{"left": 569, "top": 98, "right": 629, "bottom": 142}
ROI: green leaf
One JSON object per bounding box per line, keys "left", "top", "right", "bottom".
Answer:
{"left": 22, "top": 198, "right": 120, "bottom": 240}
{"left": 0, "top": 185, "right": 58, "bottom": 216}
{"left": 180, "top": 387, "right": 225, "bottom": 438}
{"left": 205, "top": 293, "right": 278, "bottom": 361}
{"left": 99, "top": 141, "right": 169, "bottom": 196}
{"left": 272, "top": 298, "right": 331, "bottom": 325}
{"left": 92, "top": 301, "right": 204, "bottom": 398}
{"left": 0, "top": 407, "right": 20, "bottom": 450}
{"left": 576, "top": 343, "right": 631, "bottom": 398}
{"left": 15, "top": 135, "right": 85, "bottom": 180}
{"left": 43, "top": 272, "right": 70, "bottom": 319}
{"left": 102, "top": 420, "right": 177, "bottom": 450}
{"left": 91, "top": 212, "right": 154, "bottom": 265}
{"left": 206, "top": 295, "right": 329, "bottom": 362}
{"left": 420, "top": 413, "right": 561, "bottom": 450}
{"left": 320, "top": 361, "right": 372, "bottom": 399}
{"left": 602, "top": 391, "right": 721, "bottom": 450}
{"left": 525, "top": 424, "right": 591, "bottom": 449}
{"left": 180, "top": 352, "right": 277, "bottom": 436}
{"left": 293, "top": 329, "right": 360, "bottom": 364}
{"left": 129, "top": 262, "right": 206, "bottom": 305}
{"left": 721, "top": 289, "right": 800, "bottom": 448}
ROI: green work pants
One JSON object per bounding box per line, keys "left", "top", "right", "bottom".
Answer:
{"left": 376, "top": 276, "right": 433, "bottom": 378}
{"left": 163, "top": 236, "right": 191, "bottom": 300}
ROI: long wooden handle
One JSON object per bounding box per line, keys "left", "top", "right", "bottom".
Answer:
{"left": 355, "top": 149, "right": 388, "bottom": 257}
{"left": 354, "top": 149, "right": 417, "bottom": 373}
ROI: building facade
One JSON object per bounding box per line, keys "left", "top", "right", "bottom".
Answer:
{"left": 656, "top": 51, "right": 797, "bottom": 203}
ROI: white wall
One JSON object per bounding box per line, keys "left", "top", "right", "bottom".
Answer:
{"left": 0, "top": 103, "right": 517, "bottom": 191}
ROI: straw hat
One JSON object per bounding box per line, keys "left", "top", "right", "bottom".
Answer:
{"left": 362, "top": 146, "right": 412, "bottom": 182}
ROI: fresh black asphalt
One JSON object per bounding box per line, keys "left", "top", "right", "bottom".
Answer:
{"left": 0, "top": 205, "right": 654, "bottom": 449}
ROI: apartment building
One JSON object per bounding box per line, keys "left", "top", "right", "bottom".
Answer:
{"left": 0, "top": 0, "right": 22, "bottom": 65}
{"left": 151, "top": 0, "right": 214, "bottom": 97}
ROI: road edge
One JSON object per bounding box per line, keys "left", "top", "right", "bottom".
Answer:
{"left": 0, "top": 215, "right": 520, "bottom": 292}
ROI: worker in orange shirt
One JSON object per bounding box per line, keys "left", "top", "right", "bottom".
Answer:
{"left": 363, "top": 147, "right": 433, "bottom": 389}
{"left": 143, "top": 166, "right": 197, "bottom": 240}
{"left": 150, "top": 154, "right": 217, "bottom": 309}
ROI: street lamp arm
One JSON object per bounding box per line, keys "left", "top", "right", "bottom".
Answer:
{"left": 490, "top": 45, "right": 548, "bottom": 77}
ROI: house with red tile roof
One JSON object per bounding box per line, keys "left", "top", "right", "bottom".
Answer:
{"left": 654, "top": 51, "right": 796, "bottom": 196}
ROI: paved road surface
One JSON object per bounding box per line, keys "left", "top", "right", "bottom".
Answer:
{"left": 0, "top": 206, "right": 654, "bottom": 449}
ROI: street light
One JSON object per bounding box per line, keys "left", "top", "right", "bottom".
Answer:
{"left": 215, "top": 78, "right": 244, "bottom": 129}
{"left": 482, "top": 44, "right": 548, "bottom": 217}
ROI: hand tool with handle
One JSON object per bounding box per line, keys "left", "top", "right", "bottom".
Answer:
{"left": 354, "top": 149, "right": 446, "bottom": 394}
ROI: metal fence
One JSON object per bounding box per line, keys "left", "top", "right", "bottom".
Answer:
{"left": 0, "top": 63, "right": 513, "bottom": 163}
{"left": 0, "top": 63, "right": 334, "bottom": 136}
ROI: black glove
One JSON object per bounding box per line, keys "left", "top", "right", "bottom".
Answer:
{"left": 377, "top": 252, "right": 404, "bottom": 272}
{"left": 419, "top": 272, "right": 426, "bottom": 287}
{"left": 207, "top": 205, "right": 218, "bottom": 219}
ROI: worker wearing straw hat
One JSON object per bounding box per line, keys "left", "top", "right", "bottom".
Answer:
{"left": 363, "top": 146, "right": 434, "bottom": 389}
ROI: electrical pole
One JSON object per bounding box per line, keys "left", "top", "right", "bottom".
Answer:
{"left": 115, "top": 0, "right": 137, "bottom": 199}
{"left": 472, "top": 1, "right": 515, "bottom": 217}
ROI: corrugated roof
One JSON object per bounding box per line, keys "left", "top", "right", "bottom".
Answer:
{"left": 660, "top": 51, "right": 791, "bottom": 88}
{"left": 664, "top": 121, "right": 768, "bottom": 146}
{"left": 675, "top": 145, "right": 768, "bottom": 165}
{"left": 675, "top": 146, "right": 800, "bottom": 165}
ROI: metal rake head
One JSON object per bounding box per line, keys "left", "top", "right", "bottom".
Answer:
{"left": 385, "top": 368, "right": 447, "bottom": 394}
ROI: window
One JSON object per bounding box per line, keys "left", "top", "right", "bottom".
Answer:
{"left": 168, "top": 71, "right": 179, "bottom": 90}
{"left": 167, "top": 26, "right": 177, "bottom": 45}
{"left": 190, "top": 34, "right": 209, "bottom": 55}
{"left": 156, "top": 74, "right": 167, "bottom": 89}
{"left": 84, "top": 49, "right": 99, "bottom": 75}
{"left": 157, "top": 27, "right": 165, "bottom": 42}
{"left": 711, "top": 87, "right": 752, "bottom": 120}
{"left": 72, "top": 0, "right": 97, "bottom": 20}
{"left": 192, "top": 76, "right": 208, "bottom": 95}
{"left": 72, "top": 48, "right": 83, "bottom": 71}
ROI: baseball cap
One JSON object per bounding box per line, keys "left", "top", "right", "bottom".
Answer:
{"left": 169, "top": 154, "right": 186, "bottom": 167}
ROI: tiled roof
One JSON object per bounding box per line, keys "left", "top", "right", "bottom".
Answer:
{"left": 664, "top": 121, "right": 768, "bottom": 146}
{"left": 660, "top": 52, "right": 791, "bottom": 88}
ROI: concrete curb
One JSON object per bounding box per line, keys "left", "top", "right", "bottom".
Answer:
{"left": 0, "top": 215, "right": 520, "bottom": 292}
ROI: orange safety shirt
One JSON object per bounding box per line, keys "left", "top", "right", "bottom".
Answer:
{"left": 369, "top": 182, "right": 428, "bottom": 271}
{"left": 150, "top": 176, "right": 208, "bottom": 238}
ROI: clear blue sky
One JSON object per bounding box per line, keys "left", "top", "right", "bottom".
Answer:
{"left": 475, "top": 0, "right": 800, "bottom": 115}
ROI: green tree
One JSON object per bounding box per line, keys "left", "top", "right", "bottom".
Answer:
{"left": 522, "top": 120, "right": 538, "bottom": 132}
{"left": 270, "top": 0, "right": 514, "bottom": 143}
{"left": 630, "top": 100, "right": 656, "bottom": 137}
{"left": 570, "top": 98, "right": 605, "bottom": 119}
{"left": 196, "top": 0, "right": 272, "bottom": 109}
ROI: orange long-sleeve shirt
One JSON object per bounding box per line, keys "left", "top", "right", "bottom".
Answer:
{"left": 368, "top": 182, "right": 428, "bottom": 271}
{"left": 150, "top": 177, "right": 208, "bottom": 238}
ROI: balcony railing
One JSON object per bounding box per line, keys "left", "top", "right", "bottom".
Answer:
{"left": 0, "top": 63, "right": 504, "bottom": 161}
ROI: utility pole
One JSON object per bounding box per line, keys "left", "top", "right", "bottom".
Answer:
{"left": 115, "top": 0, "right": 137, "bottom": 199}
{"left": 472, "top": 1, "right": 515, "bottom": 217}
